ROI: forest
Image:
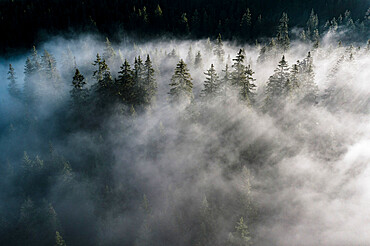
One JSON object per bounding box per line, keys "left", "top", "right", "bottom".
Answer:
{"left": 0, "top": 1, "right": 370, "bottom": 246}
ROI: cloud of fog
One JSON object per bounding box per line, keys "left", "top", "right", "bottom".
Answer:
{"left": 0, "top": 28, "right": 369, "bottom": 246}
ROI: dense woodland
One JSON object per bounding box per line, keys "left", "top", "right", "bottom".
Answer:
{"left": 0, "top": 1, "right": 370, "bottom": 246}
{"left": 1, "top": 0, "right": 370, "bottom": 54}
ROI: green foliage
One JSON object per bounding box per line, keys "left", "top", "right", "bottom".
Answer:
{"left": 202, "top": 64, "right": 220, "bottom": 97}
{"left": 55, "top": 231, "right": 67, "bottom": 246}
{"left": 7, "top": 64, "right": 21, "bottom": 99}
{"left": 169, "top": 59, "right": 193, "bottom": 103}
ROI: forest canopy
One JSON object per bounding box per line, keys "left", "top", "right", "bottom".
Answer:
{"left": 0, "top": 1, "right": 369, "bottom": 246}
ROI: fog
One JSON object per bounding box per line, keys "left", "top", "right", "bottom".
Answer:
{"left": 0, "top": 29, "right": 369, "bottom": 246}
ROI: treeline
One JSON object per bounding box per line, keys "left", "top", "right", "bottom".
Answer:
{"left": 1, "top": 35, "right": 369, "bottom": 245}
{"left": 1, "top": 0, "right": 369, "bottom": 54}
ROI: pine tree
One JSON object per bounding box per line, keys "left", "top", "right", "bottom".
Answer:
{"left": 306, "top": 9, "right": 319, "bottom": 41}
{"left": 231, "top": 49, "right": 246, "bottom": 87}
{"left": 298, "top": 52, "right": 318, "bottom": 103}
{"left": 277, "top": 13, "right": 290, "bottom": 51}
{"left": 265, "top": 55, "right": 290, "bottom": 107}
{"left": 194, "top": 51, "right": 203, "bottom": 68}
{"left": 169, "top": 59, "right": 193, "bottom": 103}
{"left": 232, "top": 49, "right": 256, "bottom": 104}
{"left": 55, "top": 231, "right": 67, "bottom": 246}
{"left": 202, "top": 64, "right": 220, "bottom": 97}
{"left": 133, "top": 56, "right": 145, "bottom": 88}
{"left": 143, "top": 55, "right": 157, "bottom": 106}
{"left": 116, "top": 59, "right": 138, "bottom": 106}
{"left": 71, "top": 69, "right": 88, "bottom": 113}
{"left": 228, "top": 217, "right": 251, "bottom": 246}
{"left": 220, "top": 64, "right": 232, "bottom": 95}
{"left": 213, "top": 33, "right": 225, "bottom": 62}
{"left": 103, "top": 37, "right": 116, "bottom": 63}
{"left": 92, "top": 53, "right": 114, "bottom": 106}
{"left": 186, "top": 45, "right": 194, "bottom": 65}
{"left": 240, "top": 9, "right": 252, "bottom": 40}
{"left": 241, "top": 65, "right": 257, "bottom": 104}
{"left": 7, "top": 64, "right": 21, "bottom": 98}
{"left": 41, "top": 49, "right": 60, "bottom": 82}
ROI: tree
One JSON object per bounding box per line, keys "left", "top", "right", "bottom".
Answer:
{"left": 71, "top": 69, "right": 88, "bottom": 113}
{"left": 298, "top": 52, "right": 318, "bottom": 103}
{"left": 277, "top": 12, "right": 290, "bottom": 51}
{"left": 240, "top": 9, "right": 252, "bottom": 40}
{"left": 220, "top": 64, "right": 232, "bottom": 95}
{"left": 228, "top": 217, "right": 251, "bottom": 246}
{"left": 55, "top": 231, "right": 67, "bottom": 246}
{"left": 202, "top": 64, "right": 220, "bottom": 97}
{"left": 116, "top": 59, "right": 139, "bottom": 106}
{"left": 213, "top": 33, "right": 225, "bottom": 62}
{"left": 41, "top": 49, "right": 60, "bottom": 83}
{"left": 232, "top": 49, "right": 256, "bottom": 104}
{"left": 306, "top": 9, "right": 319, "bottom": 41}
{"left": 194, "top": 51, "right": 203, "bottom": 68}
{"left": 231, "top": 49, "right": 246, "bottom": 87}
{"left": 103, "top": 37, "right": 116, "bottom": 63}
{"left": 186, "top": 45, "right": 194, "bottom": 65}
{"left": 92, "top": 53, "right": 114, "bottom": 106}
{"left": 169, "top": 59, "right": 193, "bottom": 103}
{"left": 7, "top": 64, "right": 21, "bottom": 98}
{"left": 143, "top": 55, "right": 157, "bottom": 106}
{"left": 265, "top": 55, "right": 290, "bottom": 108}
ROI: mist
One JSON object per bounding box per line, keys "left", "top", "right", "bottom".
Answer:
{"left": 0, "top": 25, "right": 369, "bottom": 246}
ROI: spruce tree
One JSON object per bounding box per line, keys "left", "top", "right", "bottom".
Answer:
{"left": 92, "top": 53, "right": 114, "bottom": 106}
{"left": 231, "top": 49, "right": 246, "bottom": 87}
{"left": 265, "top": 55, "right": 290, "bottom": 107}
{"left": 103, "top": 37, "right": 116, "bottom": 63}
{"left": 71, "top": 69, "right": 88, "bottom": 113}
{"left": 240, "top": 9, "right": 252, "bottom": 40}
{"left": 169, "top": 59, "right": 193, "bottom": 103}
{"left": 213, "top": 33, "right": 225, "bottom": 62}
{"left": 277, "top": 13, "right": 290, "bottom": 51}
{"left": 194, "top": 51, "right": 203, "bottom": 68}
{"left": 220, "top": 64, "right": 232, "bottom": 95}
{"left": 143, "top": 55, "right": 157, "bottom": 106}
{"left": 55, "top": 231, "right": 67, "bottom": 246}
{"left": 228, "top": 217, "right": 251, "bottom": 246}
{"left": 202, "top": 64, "right": 220, "bottom": 97}
{"left": 306, "top": 9, "right": 319, "bottom": 41}
{"left": 116, "top": 59, "right": 138, "bottom": 106}
{"left": 186, "top": 45, "right": 194, "bottom": 65}
{"left": 7, "top": 64, "right": 21, "bottom": 99}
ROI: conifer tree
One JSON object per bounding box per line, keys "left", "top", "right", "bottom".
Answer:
{"left": 277, "top": 13, "right": 290, "bottom": 51}
{"left": 298, "top": 52, "right": 318, "bottom": 103}
{"left": 143, "top": 55, "right": 157, "bottom": 106}
{"left": 220, "top": 64, "right": 232, "bottom": 95}
{"left": 71, "top": 69, "right": 88, "bottom": 113}
{"left": 213, "top": 33, "right": 225, "bottom": 62}
{"left": 186, "top": 45, "right": 194, "bottom": 65}
{"left": 202, "top": 64, "right": 220, "bottom": 97}
{"left": 116, "top": 59, "right": 138, "bottom": 106}
{"left": 41, "top": 49, "right": 60, "bottom": 82}
{"left": 265, "top": 55, "right": 290, "bottom": 107}
{"left": 92, "top": 53, "right": 114, "bottom": 106}
{"left": 232, "top": 49, "right": 256, "bottom": 104}
{"left": 133, "top": 56, "right": 145, "bottom": 88}
{"left": 103, "top": 37, "right": 116, "bottom": 63}
{"left": 306, "top": 9, "right": 319, "bottom": 41}
{"left": 169, "top": 59, "right": 193, "bottom": 103}
{"left": 228, "top": 217, "right": 251, "bottom": 246}
{"left": 240, "top": 9, "right": 252, "bottom": 40}
{"left": 194, "top": 51, "right": 203, "bottom": 68}
{"left": 55, "top": 231, "right": 67, "bottom": 246}
{"left": 232, "top": 49, "right": 246, "bottom": 87}
{"left": 7, "top": 64, "right": 21, "bottom": 99}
